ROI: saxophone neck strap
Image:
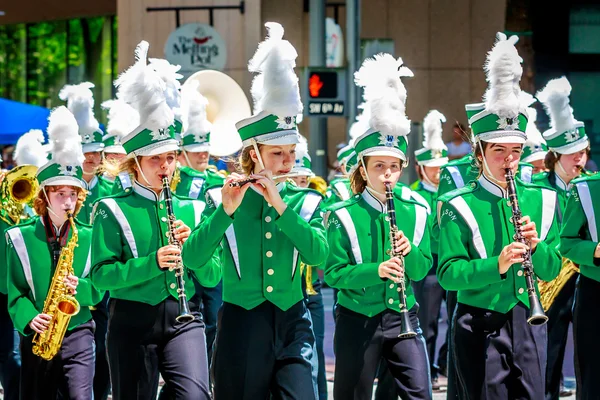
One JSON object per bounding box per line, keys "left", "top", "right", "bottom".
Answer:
{"left": 42, "top": 214, "right": 72, "bottom": 267}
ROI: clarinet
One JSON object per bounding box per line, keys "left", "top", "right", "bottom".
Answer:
{"left": 384, "top": 182, "right": 417, "bottom": 338}
{"left": 162, "top": 176, "right": 195, "bottom": 323}
{"left": 504, "top": 168, "right": 548, "bottom": 326}
{"left": 229, "top": 177, "right": 258, "bottom": 188}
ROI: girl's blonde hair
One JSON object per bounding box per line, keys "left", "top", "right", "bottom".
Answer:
{"left": 237, "top": 144, "right": 264, "bottom": 175}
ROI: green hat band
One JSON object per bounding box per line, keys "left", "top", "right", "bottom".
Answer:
{"left": 236, "top": 111, "right": 298, "bottom": 145}
{"left": 469, "top": 110, "right": 528, "bottom": 142}
{"left": 545, "top": 123, "right": 588, "bottom": 153}
{"left": 81, "top": 130, "right": 104, "bottom": 145}
{"left": 123, "top": 125, "right": 177, "bottom": 155}
{"left": 36, "top": 162, "right": 85, "bottom": 188}
{"left": 465, "top": 103, "right": 485, "bottom": 120}
{"left": 182, "top": 132, "right": 211, "bottom": 147}
{"left": 337, "top": 146, "right": 354, "bottom": 164}
{"left": 415, "top": 148, "right": 448, "bottom": 163}
{"left": 354, "top": 129, "right": 408, "bottom": 161}
{"left": 522, "top": 143, "right": 548, "bottom": 160}
{"left": 174, "top": 118, "right": 183, "bottom": 134}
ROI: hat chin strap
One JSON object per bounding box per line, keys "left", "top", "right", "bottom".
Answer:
{"left": 43, "top": 187, "right": 68, "bottom": 221}
{"left": 478, "top": 141, "right": 507, "bottom": 185}
{"left": 251, "top": 139, "right": 266, "bottom": 172}
{"left": 182, "top": 149, "right": 193, "bottom": 170}
{"left": 134, "top": 156, "right": 163, "bottom": 190}
{"left": 419, "top": 165, "right": 438, "bottom": 188}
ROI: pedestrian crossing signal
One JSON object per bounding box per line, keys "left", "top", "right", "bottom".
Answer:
{"left": 308, "top": 71, "right": 337, "bottom": 98}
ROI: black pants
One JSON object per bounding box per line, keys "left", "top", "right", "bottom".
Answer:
{"left": 192, "top": 279, "right": 222, "bottom": 366}
{"left": 0, "top": 294, "right": 20, "bottom": 400}
{"left": 20, "top": 320, "right": 95, "bottom": 400}
{"left": 306, "top": 281, "right": 327, "bottom": 400}
{"left": 91, "top": 292, "right": 110, "bottom": 400}
{"left": 107, "top": 297, "right": 210, "bottom": 400}
{"left": 545, "top": 273, "right": 577, "bottom": 400}
{"left": 412, "top": 259, "right": 445, "bottom": 376}
{"left": 454, "top": 302, "right": 547, "bottom": 400}
{"left": 334, "top": 306, "right": 431, "bottom": 400}
{"left": 444, "top": 290, "right": 459, "bottom": 399}
{"left": 213, "top": 301, "right": 316, "bottom": 400}
{"left": 573, "top": 275, "right": 600, "bottom": 400}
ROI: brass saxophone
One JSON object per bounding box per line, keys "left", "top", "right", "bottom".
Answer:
{"left": 539, "top": 259, "right": 579, "bottom": 311}
{"left": 32, "top": 213, "right": 81, "bottom": 360}
{"left": 301, "top": 263, "right": 318, "bottom": 295}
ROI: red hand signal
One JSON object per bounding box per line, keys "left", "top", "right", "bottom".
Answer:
{"left": 309, "top": 74, "right": 324, "bottom": 97}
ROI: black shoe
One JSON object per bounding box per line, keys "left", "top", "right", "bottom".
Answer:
{"left": 559, "top": 387, "right": 574, "bottom": 397}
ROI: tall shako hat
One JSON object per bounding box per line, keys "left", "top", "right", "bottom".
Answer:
{"left": 148, "top": 58, "right": 184, "bottom": 137}
{"left": 14, "top": 129, "right": 48, "bottom": 167}
{"left": 415, "top": 110, "right": 449, "bottom": 167}
{"left": 116, "top": 41, "right": 178, "bottom": 158}
{"left": 536, "top": 77, "right": 588, "bottom": 155}
{"left": 467, "top": 33, "right": 528, "bottom": 144}
{"left": 36, "top": 106, "right": 86, "bottom": 189}
{"left": 291, "top": 134, "right": 313, "bottom": 177}
{"left": 235, "top": 22, "right": 303, "bottom": 149}
{"left": 101, "top": 99, "right": 140, "bottom": 155}
{"left": 180, "top": 80, "right": 212, "bottom": 153}
{"left": 353, "top": 53, "right": 414, "bottom": 163}
{"left": 520, "top": 91, "right": 548, "bottom": 163}
{"left": 59, "top": 82, "right": 105, "bottom": 153}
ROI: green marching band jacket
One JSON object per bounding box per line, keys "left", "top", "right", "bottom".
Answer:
{"left": 437, "top": 176, "right": 562, "bottom": 313}
{"left": 79, "top": 174, "right": 115, "bottom": 224}
{"left": 182, "top": 181, "right": 329, "bottom": 311}
{"left": 324, "top": 188, "right": 432, "bottom": 318}
{"left": 324, "top": 177, "right": 352, "bottom": 208}
{"left": 532, "top": 171, "right": 571, "bottom": 221}
{"left": 175, "top": 166, "right": 225, "bottom": 200}
{"left": 0, "top": 217, "right": 12, "bottom": 295}
{"left": 89, "top": 181, "right": 221, "bottom": 304}
{"left": 5, "top": 217, "right": 104, "bottom": 335}
{"left": 560, "top": 174, "right": 600, "bottom": 282}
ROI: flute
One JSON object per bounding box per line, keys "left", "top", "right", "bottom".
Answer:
{"left": 228, "top": 174, "right": 296, "bottom": 188}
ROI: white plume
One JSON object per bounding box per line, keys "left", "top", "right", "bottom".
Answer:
{"left": 354, "top": 53, "right": 413, "bottom": 137}
{"left": 181, "top": 80, "right": 212, "bottom": 138}
{"left": 149, "top": 58, "right": 183, "bottom": 120}
{"left": 14, "top": 129, "right": 47, "bottom": 167}
{"left": 115, "top": 41, "right": 174, "bottom": 129}
{"left": 296, "top": 134, "right": 310, "bottom": 160}
{"left": 524, "top": 106, "right": 545, "bottom": 147}
{"left": 422, "top": 110, "right": 447, "bottom": 151}
{"left": 101, "top": 99, "right": 140, "bottom": 140}
{"left": 536, "top": 77, "right": 577, "bottom": 133}
{"left": 248, "top": 22, "right": 303, "bottom": 117}
{"left": 47, "top": 106, "right": 84, "bottom": 166}
{"left": 483, "top": 32, "right": 523, "bottom": 118}
{"left": 58, "top": 81, "right": 100, "bottom": 136}
{"left": 348, "top": 104, "right": 371, "bottom": 144}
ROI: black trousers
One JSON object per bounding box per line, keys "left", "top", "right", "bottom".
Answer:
{"left": 573, "top": 275, "right": 600, "bottom": 400}
{"left": 192, "top": 279, "right": 222, "bottom": 366}
{"left": 306, "top": 280, "right": 327, "bottom": 400}
{"left": 213, "top": 300, "right": 316, "bottom": 400}
{"left": 0, "top": 294, "right": 20, "bottom": 400}
{"left": 454, "top": 302, "right": 547, "bottom": 400}
{"left": 544, "top": 273, "right": 577, "bottom": 400}
{"left": 106, "top": 297, "right": 210, "bottom": 400}
{"left": 20, "top": 320, "right": 95, "bottom": 400}
{"left": 91, "top": 292, "right": 110, "bottom": 400}
{"left": 334, "top": 306, "right": 432, "bottom": 400}
{"left": 445, "top": 290, "right": 459, "bottom": 399}
{"left": 412, "top": 259, "right": 445, "bottom": 376}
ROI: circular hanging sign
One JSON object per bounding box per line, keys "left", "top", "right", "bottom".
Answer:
{"left": 164, "top": 23, "right": 227, "bottom": 77}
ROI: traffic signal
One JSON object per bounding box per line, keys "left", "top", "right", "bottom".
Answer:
{"left": 308, "top": 71, "right": 338, "bottom": 98}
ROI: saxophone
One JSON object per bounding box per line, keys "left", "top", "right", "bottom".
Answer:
{"left": 301, "top": 263, "right": 318, "bottom": 295}
{"left": 32, "top": 213, "right": 81, "bottom": 360}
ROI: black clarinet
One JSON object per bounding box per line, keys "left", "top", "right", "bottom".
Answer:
{"left": 162, "top": 176, "right": 194, "bottom": 323}
{"left": 228, "top": 177, "right": 258, "bottom": 188}
{"left": 384, "top": 182, "right": 417, "bottom": 338}
{"left": 504, "top": 168, "right": 548, "bottom": 326}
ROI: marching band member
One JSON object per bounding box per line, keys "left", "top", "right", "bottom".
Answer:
{"left": 59, "top": 82, "right": 113, "bottom": 224}
{"left": 0, "top": 129, "right": 47, "bottom": 400}
{"left": 437, "top": 33, "right": 561, "bottom": 399}
{"left": 411, "top": 110, "right": 449, "bottom": 390}
{"left": 90, "top": 41, "right": 220, "bottom": 399}
{"left": 6, "top": 106, "right": 102, "bottom": 399}
{"left": 534, "top": 76, "right": 591, "bottom": 400}
{"left": 101, "top": 98, "right": 137, "bottom": 169}
{"left": 290, "top": 136, "right": 328, "bottom": 400}
{"left": 325, "top": 53, "right": 432, "bottom": 399}
{"left": 520, "top": 94, "right": 548, "bottom": 175}
{"left": 559, "top": 172, "right": 600, "bottom": 400}
{"left": 182, "top": 23, "right": 328, "bottom": 399}
{"left": 324, "top": 144, "right": 354, "bottom": 206}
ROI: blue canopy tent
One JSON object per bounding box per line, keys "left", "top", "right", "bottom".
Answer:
{"left": 0, "top": 98, "right": 50, "bottom": 145}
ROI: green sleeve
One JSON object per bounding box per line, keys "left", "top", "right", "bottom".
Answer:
{"left": 530, "top": 211, "right": 562, "bottom": 281}
{"left": 75, "top": 277, "right": 104, "bottom": 307}
{"left": 437, "top": 202, "right": 504, "bottom": 290}
{"left": 187, "top": 238, "right": 222, "bottom": 288}
{"left": 275, "top": 206, "right": 329, "bottom": 267}
{"left": 438, "top": 169, "right": 458, "bottom": 197}
{"left": 560, "top": 188, "right": 600, "bottom": 266}
{"left": 90, "top": 202, "right": 163, "bottom": 291}
{"left": 403, "top": 226, "right": 433, "bottom": 283}
{"left": 323, "top": 211, "right": 383, "bottom": 289}
{"left": 6, "top": 235, "right": 38, "bottom": 335}
{"left": 182, "top": 203, "right": 232, "bottom": 270}
{"left": 0, "top": 219, "right": 9, "bottom": 294}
